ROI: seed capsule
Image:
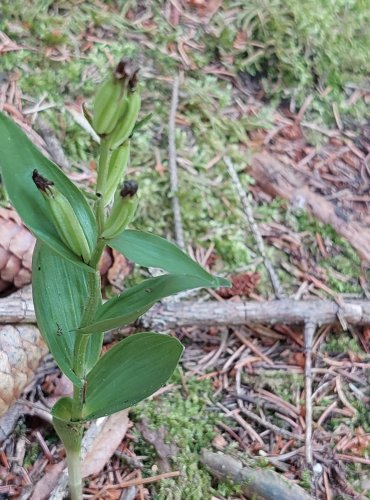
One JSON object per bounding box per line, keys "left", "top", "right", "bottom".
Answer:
{"left": 103, "top": 141, "right": 131, "bottom": 206}
{"left": 102, "top": 180, "right": 139, "bottom": 239}
{"left": 32, "top": 170, "right": 92, "bottom": 263}
{"left": 107, "top": 91, "right": 141, "bottom": 150}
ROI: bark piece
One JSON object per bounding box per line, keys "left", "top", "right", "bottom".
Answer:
{"left": 201, "top": 450, "right": 313, "bottom": 500}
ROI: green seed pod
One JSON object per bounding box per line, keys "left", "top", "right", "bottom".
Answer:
{"left": 102, "top": 180, "right": 139, "bottom": 239}
{"left": 92, "top": 58, "right": 139, "bottom": 136}
{"left": 32, "top": 170, "right": 92, "bottom": 263}
{"left": 107, "top": 91, "right": 141, "bottom": 150}
{"left": 103, "top": 141, "right": 131, "bottom": 206}
{"left": 92, "top": 77, "right": 127, "bottom": 135}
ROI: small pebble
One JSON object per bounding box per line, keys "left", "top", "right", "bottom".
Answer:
{"left": 313, "top": 463, "right": 323, "bottom": 475}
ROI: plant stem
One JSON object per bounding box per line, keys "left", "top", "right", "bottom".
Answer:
{"left": 89, "top": 238, "right": 106, "bottom": 269}
{"left": 65, "top": 140, "right": 109, "bottom": 498}
{"left": 96, "top": 139, "right": 110, "bottom": 195}
{"left": 66, "top": 447, "right": 83, "bottom": 500}
{"left": 95, "top": 139, "right": 110, "bottom": 232}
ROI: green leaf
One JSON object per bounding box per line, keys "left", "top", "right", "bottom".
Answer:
{"left": 82, "top": 332, "right": 183, "bottom": 420}
{"left": 131, "top": 112, "right": 152, "bottom": 134}
{"left": 52, "top": 398, "right": 83, "bottom": 452}
{"left": 32, "top": 242, "right": 103, "bottom": 386}
{"left": 109, "top": 230, "right": 229, "bottom": 287}
{"left": 0, "top": 112, "right": 97, "bottom": 268}
{"left": 79, "top": 273, "right": 216, "bottom": 334}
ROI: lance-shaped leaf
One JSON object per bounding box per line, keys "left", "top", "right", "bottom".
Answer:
{"left": 79, "top": 273, "right": 216, "bottom": 334}
{"left": 0, "top": 112, "right": 97, "bottom": 268}
{"left": 82, "top": 332, "right": 183, "bottom": 421}
{"left": 109, "top": 230, "right": 229, "bottom": 287}
{"left": 32, "top": 242, "right": 103, "bottom": 386}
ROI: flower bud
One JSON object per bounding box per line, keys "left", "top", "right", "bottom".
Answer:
{"left": 101, "top": 180, "right": 139, "bottom": 239}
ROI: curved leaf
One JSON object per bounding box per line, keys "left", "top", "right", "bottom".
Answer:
{"left": 0, "top": 112, "right": 97, "bottom": 268}
{"left": 109, "top": 230, "right": 229, "bottom": 287}
{"left": 79, "top": 273, "right": 215, "bottom": 334}
{"left": 32, "top": 242, "right": 103, "bottom": 386}
{"left": 82, "top": 332, "right": 183, "bottom": 421}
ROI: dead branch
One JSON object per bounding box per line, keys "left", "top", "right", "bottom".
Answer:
{"left": 201, "top": 450, "right": 313, "bottom": 500}
{"left": 224, "top": 156, "right": 284, "bottom": 298}
{"left": 2, "top": 287, "right": 370, "bottom": 327}
{"left": 250, "top": 153, "right": 370, "bottom": 263}
{"left": 169, "top": 75, "right": 185, "bottom": 250}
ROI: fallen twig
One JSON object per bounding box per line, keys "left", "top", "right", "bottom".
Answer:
{"left": 97, "top": 470, "right": 180, "bottom": 492}
{"left": 201, "top": 450, "right": 313, "bottom": 500}
{"left": 224, "top": 156, "right": 284, "bottom": 298}
{"left": 239, "top": 407, "right": 304, "bottom": 442}
{"left": 303, "top": 321, "right": 316, "bottom": 467}
{"left": 2, "top": 287, "right": 370, "bottom": 327}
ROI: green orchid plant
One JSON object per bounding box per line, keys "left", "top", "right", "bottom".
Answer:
{"left": 0, "top": 59, "right": 229, "bottom": 499}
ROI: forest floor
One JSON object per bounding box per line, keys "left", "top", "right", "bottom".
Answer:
{"left": 0, "top": 1, "right": 369, "bottom": 499}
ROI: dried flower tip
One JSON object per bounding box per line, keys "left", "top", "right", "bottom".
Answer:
{"left": 128, "top": 68, "right": 140, "bottom": 91}
{"left": 32, "top": 169, "right": 54, "bottom": 193}
{"left": 120, "top": 180, "right": 138, "bottom": 198}
{"left": 115, "top": 58, "right": 139, "bottom": 82}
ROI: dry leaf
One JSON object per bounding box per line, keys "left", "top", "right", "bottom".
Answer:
{"left": 107, "top": 249, "right": 133, "bottom": 291}
{"left": 82, "top": 410, "right": 130, "bottom": 478}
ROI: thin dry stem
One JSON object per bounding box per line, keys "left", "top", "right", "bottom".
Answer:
{"left": 168, "top": 75, "right": 185, "bottom": 251}
{"left": 224, "top": 155, "right": 284, "bottom": 298}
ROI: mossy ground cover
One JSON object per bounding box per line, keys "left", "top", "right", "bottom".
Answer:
{"left": 1, "top": 1, "right": 369, "bottom": 497}
{"left": 130, "top": 374, "right": 243, "bottom": 499}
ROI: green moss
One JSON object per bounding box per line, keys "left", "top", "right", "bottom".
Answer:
{"left": 300, "top": 469, "right": 312, "bottom": 490}
{"left": 23, "top": 442, "right": 41, "bottom": 469}
{"left": 130, "top": 371, "right": 242, "bottom": 499}
{"left": 323, "top": 331, "right": 363, "bottom": 355}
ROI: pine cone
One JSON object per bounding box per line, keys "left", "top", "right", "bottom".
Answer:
{"left": 0, "top": 324, "right": 48, "bottom": 416}
{"left": 0, "top": 207, "right": 35, "bottom": 295}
